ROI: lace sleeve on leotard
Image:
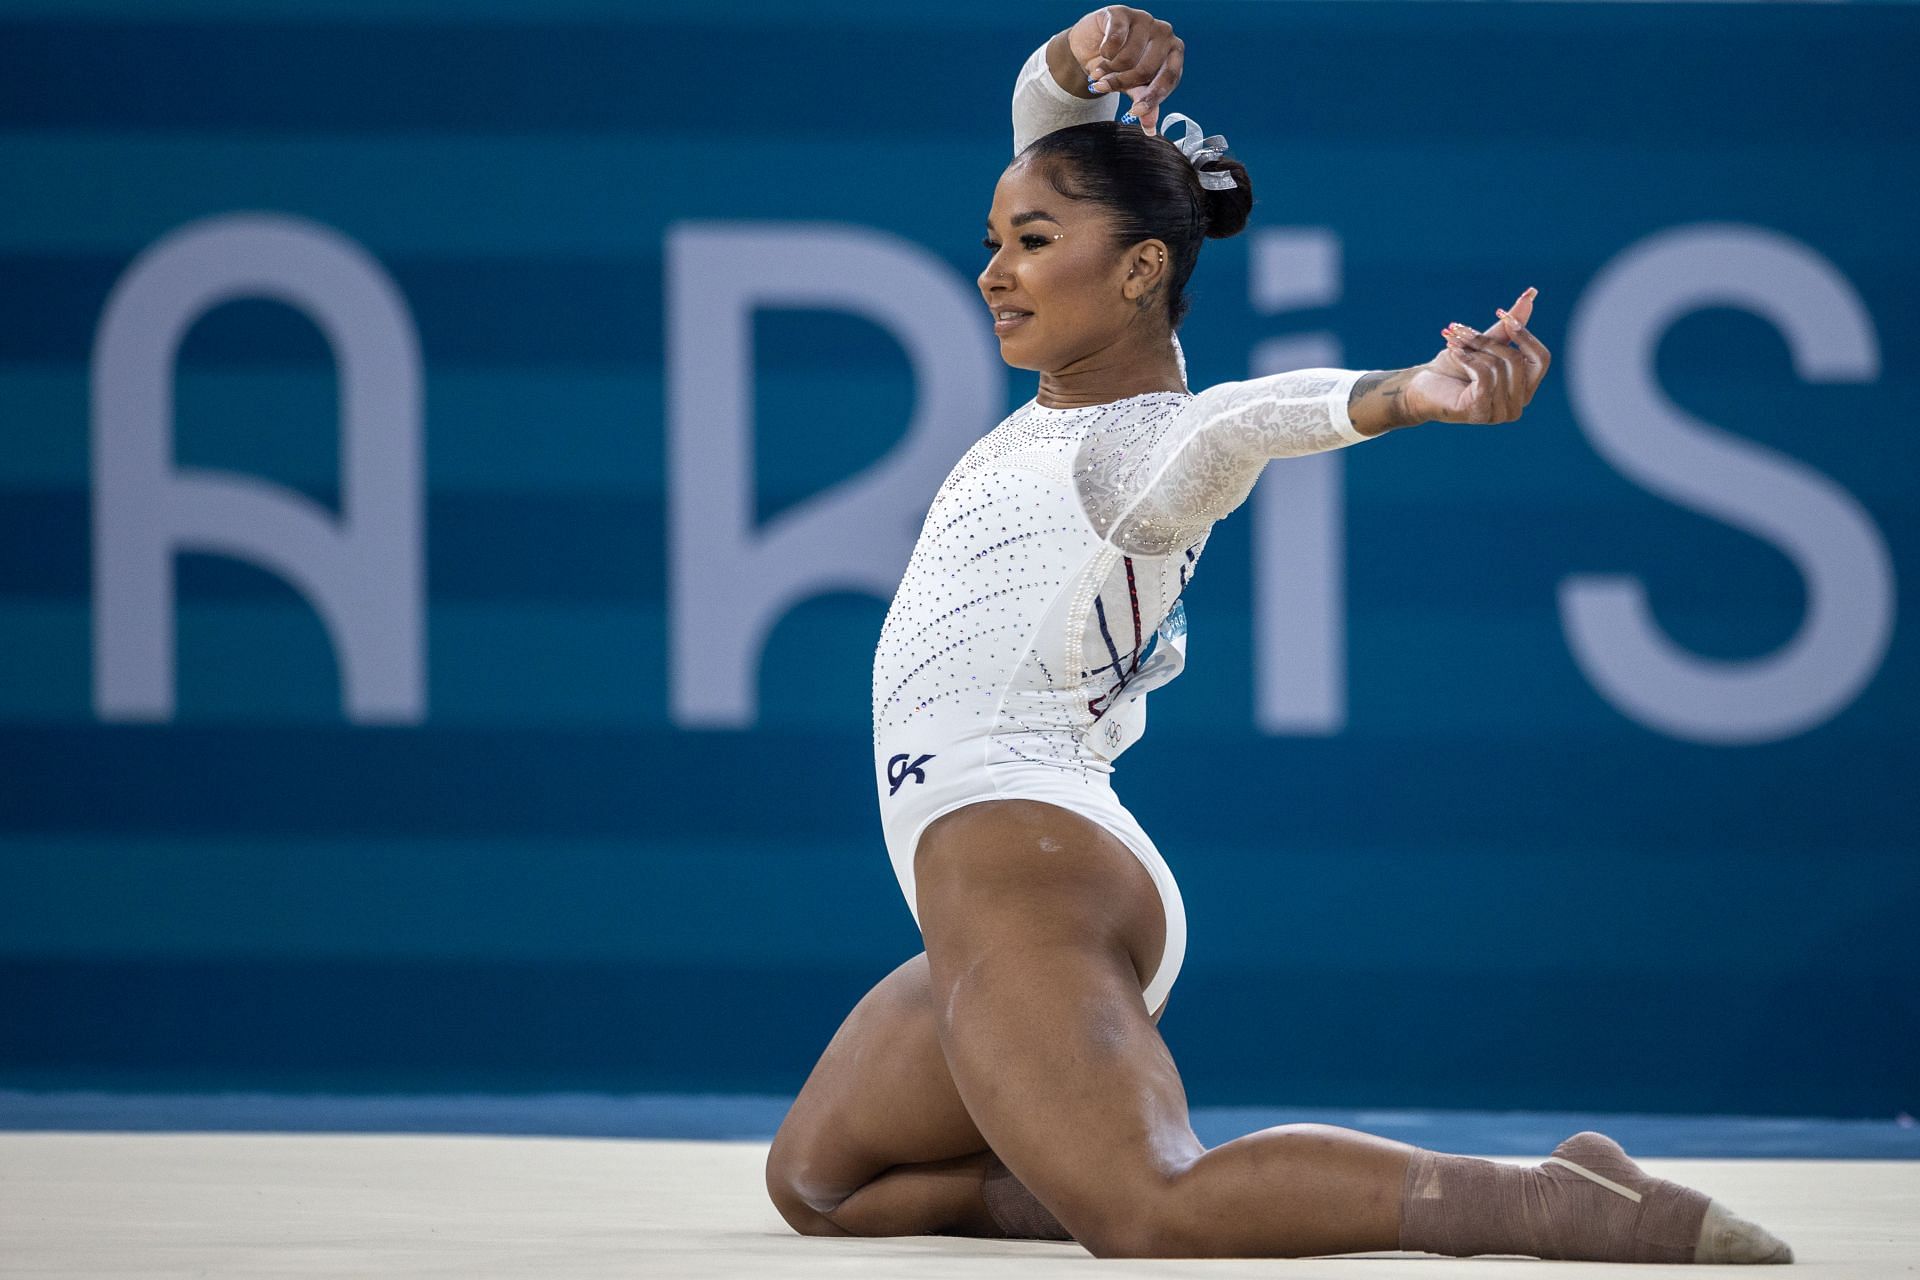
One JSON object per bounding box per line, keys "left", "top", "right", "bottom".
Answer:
{"left": 1012, "top": 37, "right": 1117, "bottom": 156}
{"left": 1078, "top": 368, "right": 1375, "bottom": 556}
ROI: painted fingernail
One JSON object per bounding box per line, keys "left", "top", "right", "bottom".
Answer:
{"left": 1122, "top": 113, "right": 1139, "bottom": 124}
{"left": 1089, "top": 78, "right": 1104, "bottom": 92}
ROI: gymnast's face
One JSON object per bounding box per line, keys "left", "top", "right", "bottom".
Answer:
{"left": 978, "top": 159, "right": 1159, "bottom": 372}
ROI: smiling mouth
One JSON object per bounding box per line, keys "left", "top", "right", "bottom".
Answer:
{"left": 993, "top": 311, "right": 1033, "bottom": 333}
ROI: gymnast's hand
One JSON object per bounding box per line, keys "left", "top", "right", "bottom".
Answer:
{"left": 1068, "top": 6, "right": 1184, "bottom": 135}
{"left": 1404, "top": 288, "right": 1553, "bottom": 426}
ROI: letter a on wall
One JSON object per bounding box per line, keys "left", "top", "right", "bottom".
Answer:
{"left": 92, "top": 213, "right": 427, "bottom": 724}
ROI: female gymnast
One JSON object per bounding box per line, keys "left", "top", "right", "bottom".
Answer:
{"left": 766, "top": 7, "right": 1792, "bottom": 1263}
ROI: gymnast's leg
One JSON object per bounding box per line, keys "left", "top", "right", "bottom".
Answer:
{"left": 912, "top": 798, "right": 1793, "bottom": 1261}
{"left": 765, "top": 948, "right": 1163, "bottom": 1238}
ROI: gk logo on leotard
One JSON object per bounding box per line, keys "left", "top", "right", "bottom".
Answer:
{"left": 887, "top": 752, "right": 935, "bottom": 796}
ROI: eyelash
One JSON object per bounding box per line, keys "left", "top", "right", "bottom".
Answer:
{"left": 981, "top": 234, "right": 1052, "bottom": 252}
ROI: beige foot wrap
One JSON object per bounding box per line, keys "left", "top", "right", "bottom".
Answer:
{"left": 1399, "top": 1130, "right": 1793, "bottom": 1264}
{"left": 980, "top": 1152, "right": 1072, "bottom": 1240}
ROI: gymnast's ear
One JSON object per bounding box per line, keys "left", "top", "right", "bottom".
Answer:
{"left": 1122, "top": 238, "right": 1169, "bottom": 300}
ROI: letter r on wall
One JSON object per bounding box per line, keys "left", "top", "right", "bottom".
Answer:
{"left": 665, "top": 222, "right": 999, "bottom": 729}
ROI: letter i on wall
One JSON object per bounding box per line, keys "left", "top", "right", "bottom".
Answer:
{"left": 1249, "top": 228, "right": 1346, "bottom": 737}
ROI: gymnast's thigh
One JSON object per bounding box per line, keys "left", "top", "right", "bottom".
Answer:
{"left": 910, "top": 798, "right": 1196, "bottom": 1247}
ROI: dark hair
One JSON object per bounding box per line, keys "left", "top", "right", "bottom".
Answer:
{"left": 1019, "top": 119, "right": 1254, "bottom": 330}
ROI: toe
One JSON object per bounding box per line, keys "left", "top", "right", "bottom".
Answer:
{"left": 1696, "top": 1199, "right": 1795, "bottom": 1264}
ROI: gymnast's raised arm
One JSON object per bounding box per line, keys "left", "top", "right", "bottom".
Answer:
{"left": 1013, "top": 8, "right": 1183, "bottom": 153}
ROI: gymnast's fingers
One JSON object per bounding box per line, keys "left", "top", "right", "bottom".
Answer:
{"left": 1504, "top": 286, "right": 1537, "bottom": 331}
{"left": 1485, "top": 336, "right": 1524, "bottom": 421}
{"left": 1438, "top": 343, "right": 1489, "bottom": 423}
{"left": 1442, "top": 337, "right": 1516, "bottom": 423}
{"left": 1450, "top": 318, "right": 1525, "bottom": 368}
{"left": 1492, "top": 349, "right": 1522, "bottom": 423}
{"left": 1130, "top": 38, "right": 1183, "bottom": 130}
{"left": 1088, "top": 8, "right": 1134, "bottom": 90}
{"left": 1095, "top": 25, "right": 1173, "bottom": 99}
{"left": 1469, "top": 340, "right": 1515, "bottom": 422}
{"left": 1463, "top": 350, "right": 1502, "bottom": 424}
{"left": 1497, "top": 309, "right": 1553, "bottom": 387}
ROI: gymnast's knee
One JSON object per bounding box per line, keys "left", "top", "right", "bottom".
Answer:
{"left": 1056, "top": 1175, "right": 1208, "bottom": 1259}
{"left": 1075, "top": 1212, "right": 1196, "bottom": 1259}
{"left": 764, "top": 1126, "right": 852, "bottom": 1237}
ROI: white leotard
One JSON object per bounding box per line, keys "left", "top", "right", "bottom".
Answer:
{"left": 871, "top": 39, "right": 1382, "bottom": 1012}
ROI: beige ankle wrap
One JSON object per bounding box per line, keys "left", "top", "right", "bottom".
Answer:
{"left": 1398, "top": 1131, "right": 1791, "bottom": 1264}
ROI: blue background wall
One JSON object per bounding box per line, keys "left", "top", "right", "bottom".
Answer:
{"left": 1, "top": 0, "right": 1915, "bottom": 1116}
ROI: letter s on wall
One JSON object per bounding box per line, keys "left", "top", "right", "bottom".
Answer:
{"left": 1561, "top": 223, "right": 1892, "bottom": 745}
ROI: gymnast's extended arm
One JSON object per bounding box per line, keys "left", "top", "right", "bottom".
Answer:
{"left": 1091, "top": 304, "right": 1553, "bottom": 554}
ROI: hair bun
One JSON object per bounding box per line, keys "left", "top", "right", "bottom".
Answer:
{"left": 1198, "top": 157, "right": 1253, "bottom": 239}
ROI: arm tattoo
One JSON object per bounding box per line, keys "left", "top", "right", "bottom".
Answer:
{"left": 1347, "top": 368, "right": 1419, "bottom": 436}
